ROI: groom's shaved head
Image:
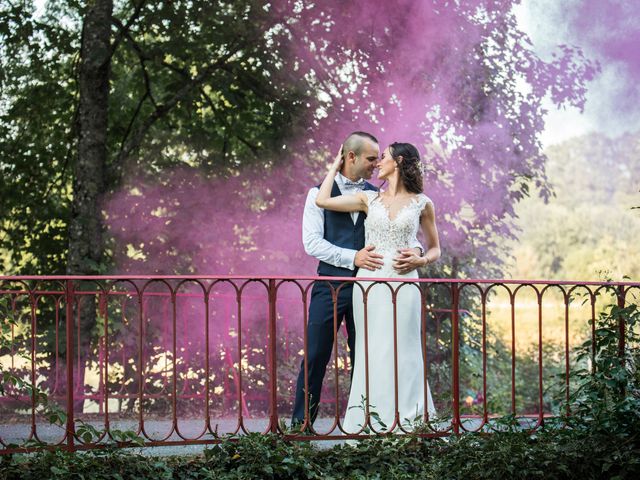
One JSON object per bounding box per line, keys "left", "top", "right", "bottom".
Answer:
{"left": 343, "top": 131, "right": 379, "bottom": 157}
{"left": 341, "top": 131, "right": 380, "bottom": 181}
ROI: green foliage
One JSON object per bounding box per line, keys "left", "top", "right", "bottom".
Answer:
{"left": 564, "top": 301, "right": 640, "bottom": 434}
{"left": 0, "top": 0, "right": 75, "bottom": 274}
{"left": 0, "top": 448, "right": 176, "bottom": 480}
{"left": 0, "top": 297, "right": 68, "bottom": 429}
{"left": 1, "top": 427, "right": 638, "bottom": 480}
{"left": 506, "top": 131, "right": 640, "bottom": 281}
{"left": 1, "top": 295, "right": 146, "bottom": 449}
{"left": 0, "top": 0, "right": 309, "bottom": 275}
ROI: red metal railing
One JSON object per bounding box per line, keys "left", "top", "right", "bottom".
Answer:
{"left": 0, "top": 275, "right": 637, "bottom": 453}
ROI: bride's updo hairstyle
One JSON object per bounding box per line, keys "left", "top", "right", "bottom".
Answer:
{"left": 390, "top": 142, "right": 423, "bottom": 194}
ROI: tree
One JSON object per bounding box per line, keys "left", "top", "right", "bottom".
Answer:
{"left": 0, "top": 0, "right": 309, "bottom": 275}
{"left": 504, "top": 131, "right": 640, "bottom": 281}
{"left": 0, "top": 1, "right": 78, "bottom": 273}
{"left": 68, "top": 0, "right": 111, "bottom": 276}
{"left": 1, "top": 0, "right": 311, "bottom": 411}
{"left": 269, "top": 0, "right": 598, "bottom": 279}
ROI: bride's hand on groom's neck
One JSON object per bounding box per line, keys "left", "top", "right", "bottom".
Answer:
{"left": 330, "top": 144, "right": 344, "bottom": 172}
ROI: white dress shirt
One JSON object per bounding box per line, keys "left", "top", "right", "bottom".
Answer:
{"left": 302, "top": 173, "right": 423, "bottom": 270}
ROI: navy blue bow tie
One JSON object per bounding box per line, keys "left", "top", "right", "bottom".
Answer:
{"left": 343, "top": 179, "right": 365, "bottom": 188}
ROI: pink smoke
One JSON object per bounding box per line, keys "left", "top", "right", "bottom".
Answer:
{"left": 528, "top": 0, "right": 640, "bottom": 123}
{"left": 105, "top": 0, "right": 598, "bottom": 278}
{"left": 99, "top": 2, "right": 606, "bottom": 420}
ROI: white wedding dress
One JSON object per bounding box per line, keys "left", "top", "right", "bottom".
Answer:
{"left": 343, "top": 190, "right": 436, "bottom": 434}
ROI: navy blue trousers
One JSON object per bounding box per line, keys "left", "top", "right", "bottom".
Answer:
{"left": 291, "top": 281, "right": 356, "bottom": 425}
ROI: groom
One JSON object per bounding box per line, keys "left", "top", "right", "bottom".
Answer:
{"left": 291, "top": 131, "right": 424, "bottom": 426}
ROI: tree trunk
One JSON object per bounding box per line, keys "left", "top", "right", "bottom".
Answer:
{"left": 67, "top": 0, "right": 113, "bottom": 412}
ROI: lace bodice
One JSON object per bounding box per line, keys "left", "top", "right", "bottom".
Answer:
{"left": 363, "top": 190, "right": 432, "bottom": 257}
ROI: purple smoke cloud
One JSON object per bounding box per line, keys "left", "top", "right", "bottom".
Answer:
{"left": 524, "top": 0, "right": 640, "bottom": 131}
{"left": 105, "top": 0, "right": 598, "bottom": 278}
{"left": 99, "top": 3, "right": 605, "bottom": 406}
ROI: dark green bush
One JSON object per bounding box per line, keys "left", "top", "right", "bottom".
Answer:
{"left": 2, "top": 428, "right": 638, "bottom": 480}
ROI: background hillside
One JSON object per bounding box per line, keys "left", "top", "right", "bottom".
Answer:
{"left": 502, "top": 131, "right": 640, "bottom": 281}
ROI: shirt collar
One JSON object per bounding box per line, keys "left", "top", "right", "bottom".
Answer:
{"left": 336, "top": 172, "right": 364, "bottom": 188}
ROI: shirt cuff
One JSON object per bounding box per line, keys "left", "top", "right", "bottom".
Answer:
{"left": 339, "top": 248, "right": 357, "bottom": 270}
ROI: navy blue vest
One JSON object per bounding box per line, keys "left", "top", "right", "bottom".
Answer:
{"left": 317, "top": 181, "right": 378, "bottom": 277}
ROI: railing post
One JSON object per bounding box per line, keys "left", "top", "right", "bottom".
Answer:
{"left": 451, "top": 282, "right": 460, "bottom": 435}
{"left": 617, "top": 285, "right": 626, "bottom": 398}
{"left": 618, "top": 285, "right": 627, "bottom": 397}
{"left": 65, "top": 279, "right": 75, "bottom": 451}
{"left": 267, "top": 279, "right": 279, "bottom": 434}
{"left": 617, "top": 285, "right": 626, "bottom": 360}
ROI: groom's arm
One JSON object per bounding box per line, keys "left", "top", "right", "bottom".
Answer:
{"left": 302, "top": 187, "right": 357, "bottom": 269}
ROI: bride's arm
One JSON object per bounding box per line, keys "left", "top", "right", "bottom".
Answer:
{"left": 315, "top": 146, "right": 368, "bottom": 213}
{"left": 419, "top": 202, "right": 441, "bottom": 266}
{"left": 394, "top": 201, "right": 441, "bottom": 274}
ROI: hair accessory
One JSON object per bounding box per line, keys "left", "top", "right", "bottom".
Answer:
{"left": 409, "top": 156, "right": 427, "bottom": 176}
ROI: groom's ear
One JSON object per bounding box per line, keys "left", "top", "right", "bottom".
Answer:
{"left": 345, "top": 150, "right": 356, "bottom": 163}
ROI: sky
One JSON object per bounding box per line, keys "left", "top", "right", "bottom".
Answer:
{"left": 515, "top": 0, "right": 640, "bottom": 147}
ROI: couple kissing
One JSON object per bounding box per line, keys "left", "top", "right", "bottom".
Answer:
{"left": 292, "top": 131, "right": 441, "bottom": 435}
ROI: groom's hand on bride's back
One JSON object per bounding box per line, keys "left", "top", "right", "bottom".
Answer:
{"left": 355, "top": 245, "right": 384, "bottom": 271}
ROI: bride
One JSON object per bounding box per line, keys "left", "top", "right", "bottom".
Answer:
{"left": 316, "top": 142, "right": 441, "bottom": 434}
